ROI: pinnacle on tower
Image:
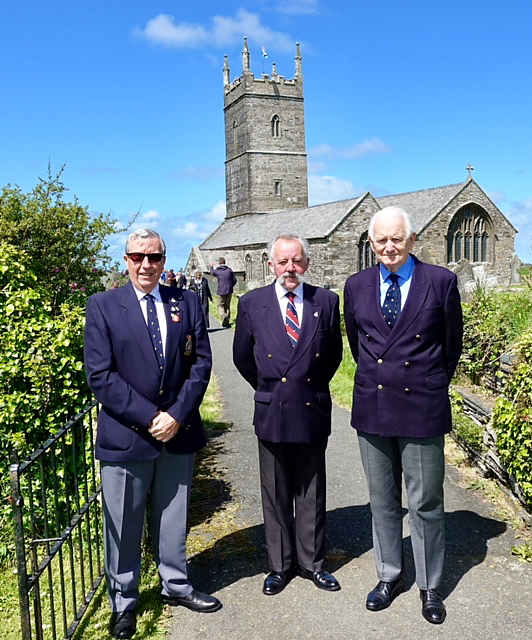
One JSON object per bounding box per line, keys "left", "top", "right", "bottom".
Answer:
{"left": 242, "top": 37, "right": 250, "bottom": 73}
{"left": 295, "top": 42, "right": 303, "bottom": 78}
{"left": 223, "top": 55, "right": 230, "bottom": 87}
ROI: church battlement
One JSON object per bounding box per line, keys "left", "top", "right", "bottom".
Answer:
{"left": 223, "top": 39, "right": 303, "bottom": 104}
{"left": 222, "top": 38, "right": 308, "bottom": 219}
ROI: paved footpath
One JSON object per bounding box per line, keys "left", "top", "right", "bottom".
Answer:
{"left": 169, "top": 319, "right": 532, "bottom": 640}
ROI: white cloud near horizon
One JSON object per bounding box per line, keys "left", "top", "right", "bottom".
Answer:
{"left": 309, "top": 137, "right": 392, "bottom": 161}
{"left": 308, "top": 175, "right": 359, "bottom": 205}
{"left": 166, "top": 166, "right": 224, "bottom": 182}
{"left": 133, "top": 9, "right": 294, "bottom": 51}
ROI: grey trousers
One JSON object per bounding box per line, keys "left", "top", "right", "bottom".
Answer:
{"left": 101, "top": 448, "right": 195, "bottom": 612}
{"left": 357, "top": 432, "right": 445, "bottom": 590}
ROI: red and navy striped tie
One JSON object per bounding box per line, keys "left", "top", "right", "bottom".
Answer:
{"left": 285, "top": 291, "right": 300, "bottom": 348}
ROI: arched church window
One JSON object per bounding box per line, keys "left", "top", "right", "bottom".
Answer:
{"left": 455, "top": 232, "right": 462, "bottom": 262}
{"left": 446, "top": 206, "right": 493, "bottom": 264}
{"left": 473, "top": 232, "right": 481, "bottom": 262}
{"left": 358, "top": 231, "right": 376, "bottom": 271}
{"left": 245, "top": 254, "right": 252, "bottom": 280}
{"left": 232, "top": 120, "right": 238, "bottom": 144}
{"left": 481, "top": 232, "right": 489, "bottom": 262}
{"left": 464, "top": 232, "right": 472, "bottom": 261}
{"left": 271, "top": 114, "right": 280, "bottom": 138}
{"left": 262, "top": 252, "right": 269, "bottom": 280}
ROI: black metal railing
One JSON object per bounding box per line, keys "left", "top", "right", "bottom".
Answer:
{"left": 10, "top": 401, "right": 104, "bottom": 640}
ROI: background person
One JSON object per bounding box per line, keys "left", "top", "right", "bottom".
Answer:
{"left": 210, "top": 257, "right": 237, "bottom": 328}
{"left": 189, "top": 270, "right": 213, "bottom": 328}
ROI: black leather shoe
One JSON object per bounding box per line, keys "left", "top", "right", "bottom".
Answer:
{"left": 109, "top": 611, "right": 136, "bottom": 639}
{"left": 162, "top": 590, "right": 222, "bottom": 613}
{"left": 366, "top": 577, "right": 404, "bottom": 611}
{"left": 420, "top": 589, "right": 446, "bottom": 624}
{"left": 298, "top": 567, "right": 341, "bottom": 591}
{"left": 263, "top": 570, "right": 293, "bottom": 595}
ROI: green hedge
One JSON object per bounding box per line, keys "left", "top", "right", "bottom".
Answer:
{"left": 491, "top": 331, "right": 532, "bottom": 509}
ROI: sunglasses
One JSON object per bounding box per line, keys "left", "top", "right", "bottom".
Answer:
{"left": 127, "top": 252, "right": 165, "bottom": 263}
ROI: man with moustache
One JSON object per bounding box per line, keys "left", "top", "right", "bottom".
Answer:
{"left": 85, "top": 229, "right": 221, "bottom": 639}
{"left": 233, "top": 234, "right": 343, "bottom": 596}
{"left": 344, "top": 207, "right": 463, "bottom": 624}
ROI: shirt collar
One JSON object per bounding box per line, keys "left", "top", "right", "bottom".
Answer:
{"left": 379, "top": 255, "right": 414, "bottom": 283}
{"left": 275, "top": 280, "right": 304, "bottom": 302}
{"left": 132, "top": 283, "right": 162, "bottom": 302}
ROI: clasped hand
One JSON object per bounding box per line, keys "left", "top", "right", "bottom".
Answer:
{"left": 148, "top": 411, "right": 181, "bottom": 442}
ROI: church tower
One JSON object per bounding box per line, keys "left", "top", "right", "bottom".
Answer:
{"left": 223, "top": 39, "right": 308, "bottom": 219}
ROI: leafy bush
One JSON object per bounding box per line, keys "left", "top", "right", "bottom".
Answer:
{"left": 0, "top": 244, "right": 93, "bottom": 557}
{"left": 460, "top": 286, "right": 532, "bottom": 384}
{"left": 491, "top": 330, "right": 532, "bottom": 509}
{"left": 0, "top": 166, "right": 116, "bottom": 314}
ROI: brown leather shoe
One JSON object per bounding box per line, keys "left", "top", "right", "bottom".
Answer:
{"left": 420, "top": 589, "right": 446, "bottom": 624}
{"left": 366, "top": 577, "right": 404, "bottom": 611}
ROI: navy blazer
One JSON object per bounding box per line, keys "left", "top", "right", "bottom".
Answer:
{"left": 233, "top": 282, "right": 343, "bottom": 443}
{"left": 84, "top": 282, "right": 211, "bottom": 462}
{"left": 344, "top": 257, "right": 463, "bottom": 438}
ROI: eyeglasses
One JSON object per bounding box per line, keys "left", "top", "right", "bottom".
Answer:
{"left": 127, "top": 252, "right": 165, "bottom": 263}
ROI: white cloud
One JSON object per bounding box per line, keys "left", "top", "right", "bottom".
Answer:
{"left": 340, "top": 137, "right": 392, "bottom": 159}
{"left": 308, "top": 138, "right": 391, "bottom": 168}
{"left": 275, "top": 0, "right": 320, "bottom": 15}
{"left": 308, "top": 143, "right": 333, "bottom": 157}
{"left": 139, "top": 209, "right": 161, "bottom": 224}
{"left": 166, "top": 166, "right": 224, "bottom": 182}
{"left": 507, "top": 197, "right": 532, "bottom": 228}
{"left": 133, "top": 9, "right": 294, "bottom": 51}
{"left": 132, "top": 14, "right": 207, "bottom": 47}
{"left": 308, "top": 175, "right": 360, "bottom": 205}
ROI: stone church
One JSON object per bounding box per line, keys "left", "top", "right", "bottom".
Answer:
{"left": 186, "top": 39, "right": 518, "bottom": 293}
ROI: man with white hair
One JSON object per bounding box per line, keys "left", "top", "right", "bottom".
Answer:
{"left": 344, "top": 207, "right": 463, "bottom": 624}
{"left": 233, "top": 234, "right": 343, "bottom": 597}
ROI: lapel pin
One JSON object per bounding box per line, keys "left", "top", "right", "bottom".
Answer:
{"left": 314, "top": 311, "right": 319, "bottom": 317}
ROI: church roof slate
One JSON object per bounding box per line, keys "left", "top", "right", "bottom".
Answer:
{"left": 200, "top": 182, "right": 471, "bottom": 251}
{"left": 200, "top": 195, "right": 366, "bottom": 250}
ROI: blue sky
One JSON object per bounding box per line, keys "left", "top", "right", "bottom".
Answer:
{"left": 2, "top": 0, "right": 531, "bottom": 270}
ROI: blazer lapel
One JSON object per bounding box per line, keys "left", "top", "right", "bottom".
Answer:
{"left": 365, "top": 266, "right": 391, "bottom": 337}
{"left": 382, "top": 258, "right": 430, "bottom": 350}
{"left": 160, "top": 286, "right": 185, "bottom": 376}
{"left": 260, "top": 284, "right": 294, "bottom": 359}
{"left": 287, "top": 283, "right": 320, "bottom": 367}
{"left": 120, "top": 283, "right": 161, "bottom": 377}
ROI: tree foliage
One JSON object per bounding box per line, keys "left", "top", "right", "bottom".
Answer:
{"left": 0, "top": 166, "right": 117, "bottom": 314}
{"left": 0, "top": 170, "right": 119, "bottom": 559}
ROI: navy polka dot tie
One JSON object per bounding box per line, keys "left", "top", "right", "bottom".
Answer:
{"left": 382, "top": 273, "right": 401, "bottom": 328}
{"left": 145, "top": 294, "right": 165, "bottom": 371}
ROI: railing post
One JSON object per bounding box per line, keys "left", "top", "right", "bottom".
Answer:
{"left": 9, "top": 451, "right": 32, "bottom": 640}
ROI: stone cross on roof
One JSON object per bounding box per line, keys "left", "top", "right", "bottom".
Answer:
{"left": 466, "top": 163, "right": 475, "bottom": 178}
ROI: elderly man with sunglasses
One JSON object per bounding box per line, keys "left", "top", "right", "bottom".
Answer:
{"left": 84, "top": 229, "right": 221, "bottom": 639}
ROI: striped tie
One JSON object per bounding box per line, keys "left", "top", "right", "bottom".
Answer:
{"left": 145, "top": 294, "right": 165, "bottom": 372}
{"left": 285, "top": 292, "right": 300, "bottom": 348}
